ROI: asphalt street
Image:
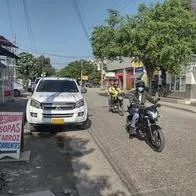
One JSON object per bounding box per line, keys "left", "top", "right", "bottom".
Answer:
{"left": 0, "top": 90, "right": 196, "bottom": 196}
{"left": 86, "top": 88, "right": 196, "bottom": 196}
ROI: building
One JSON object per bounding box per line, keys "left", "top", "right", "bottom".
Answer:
{"left": 105, "top": 57, "right": 145, "bottom": 90}
{"left": 102, "top": 54, "right": 196, "bottom": 102}
{"left": 0, "top": 35, "right": 18, "bottom": 104}
{"left": 166, "top": 54, "right": 196, "bottom": 101}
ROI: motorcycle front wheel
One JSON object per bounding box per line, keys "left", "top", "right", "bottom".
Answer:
{"left": 118, "top": 106, "right": 124, "bottom": 116}
{"left": 149, "top": 128, "right": 165, "bottom": 152}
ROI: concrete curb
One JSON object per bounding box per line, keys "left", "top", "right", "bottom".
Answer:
{"left": 160, "top": 102, "right": 196, "bottom": 113}
{"left": 98, "top": 90, "right": 196, "bottom": 113}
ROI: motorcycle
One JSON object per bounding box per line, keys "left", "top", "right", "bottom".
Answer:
{"left": 110, "top": 94, "right": 124, "bottom": 116}
{"left": 126, "top": 101, "right": 165, "bottom": 152}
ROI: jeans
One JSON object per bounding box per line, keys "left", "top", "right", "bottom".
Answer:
{"left": 131, "top": 112, "right": 139, "bottom": 128}
{"left": 130, "top": 108, "right": 153, "bottom": 129}
{"left": 129, "top": 108, "right": 139, "bottom": 129}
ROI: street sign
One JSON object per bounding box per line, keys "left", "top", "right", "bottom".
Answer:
{"left": 135, "top": 67, "right": 144, "bottom": 72}
{"left": 0, "top": 112, "right": 23, "bottom": 159}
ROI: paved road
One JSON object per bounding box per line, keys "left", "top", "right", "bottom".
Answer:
{"left": 86, "top": 88, "right": 196, "bottom": 196}
{"left": 1, "top": 91, "right": 196, "bottom": 196}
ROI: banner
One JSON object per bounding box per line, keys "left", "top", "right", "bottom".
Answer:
{"left": 0, "top": 112, "right": 23, "bottom": 159}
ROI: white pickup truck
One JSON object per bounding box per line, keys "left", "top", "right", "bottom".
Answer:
{"left": 26, "top": 77, "right": 89, "bottom": 132}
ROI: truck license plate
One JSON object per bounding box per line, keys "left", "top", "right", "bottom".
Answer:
{"left": 51, "top": 118, "right": 64, "bottom": 125}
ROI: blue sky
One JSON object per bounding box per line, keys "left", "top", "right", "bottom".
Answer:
{"left": 0, "top": 0, "right": 163, "bottom": 69}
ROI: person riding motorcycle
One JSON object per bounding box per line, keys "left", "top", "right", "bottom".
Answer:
{"left": 108, "top": 81, "right": 121, "bottom": 111}
{"left": 127, "top": 80, "right": 159, "bottom": 136}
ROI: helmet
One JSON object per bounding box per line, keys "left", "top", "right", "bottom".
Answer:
{"left": 114, "top": 81, "right": 118, "bottom": 87}
{"left": 136, "top": 80, "right": 145, "bottom": 88}
{"left": 136, "top": 80, "right": 145, "bottom": 92}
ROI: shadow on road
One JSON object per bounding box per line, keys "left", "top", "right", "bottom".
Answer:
{"left": 0, "top": 132, "right": 127, "bottom": 196}
{"left": 98, "top": 92, "right": 108, "bottom": 97}
{"left": 27, "top": 118, "right": 92, "bottom": 134}
{"left": 0, "top": 97, "right": 127, "bottom": 195}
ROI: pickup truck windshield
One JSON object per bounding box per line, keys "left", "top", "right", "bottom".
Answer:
{"left": 36, "top": 80, "right": 79, "bottom": 93}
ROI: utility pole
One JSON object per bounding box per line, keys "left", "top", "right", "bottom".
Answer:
{"left": 80, "top": 60, "right": 83, "bottom": 85}
{"left": 100, "top": 59, "right": 104, "bottom": 89}
{"left": 42, "top": 55, "right": 44, "bottom": 77}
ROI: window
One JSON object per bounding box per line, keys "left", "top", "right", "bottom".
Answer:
{"left": 170, "top": 75, "right": 186, "bottom": 92}
{"left": 36, "top": 80, "right": 79, "bottom": 93}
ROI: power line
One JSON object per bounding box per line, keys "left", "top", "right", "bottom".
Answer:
{"left": 18, "top": 47, "right": 94, "bottom": 59}
{"left": 5, "top": 0, "right": 14, "bottom": 37}
{"left": 69, "top": 0, "right": 91, "bottom": 43}
{"left": 92, "top": 0, "right": 127, "bottom": 27}
{"left": 21, "top": 0, "right": 35, "bottom": 50}
{"left": 118, "top": 0, "right": 136, "bottom": 12}
{"left": 115, "top": 0, "right": 130, "bottom": 10}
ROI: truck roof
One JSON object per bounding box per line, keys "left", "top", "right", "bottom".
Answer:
{"left": 41, "top": 77, "right": 75, "bottom": 81}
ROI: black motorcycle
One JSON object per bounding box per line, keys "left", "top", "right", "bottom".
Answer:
{"left": 111, "top": 94, "right": 124, "bottom": 116}
{"left": 126, "top": 101, "right": 165, "bottom": 152}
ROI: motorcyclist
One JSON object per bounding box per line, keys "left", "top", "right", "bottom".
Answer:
{"left": 127, "top": 80, "right": 159, "bottom": 136}
{"left": 108, "top": 80, "right": 121, "bottom": 111}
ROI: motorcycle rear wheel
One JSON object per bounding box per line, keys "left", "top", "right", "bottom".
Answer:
{"left": 149, "top": 128, "right": 165, "bottom": 152}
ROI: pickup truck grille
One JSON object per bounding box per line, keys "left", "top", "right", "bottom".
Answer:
{"left": 42, "top": 102, "right": 75, "bottom": 110}
{"left": 43, "top": 113, "right": 73, "bottom": 118}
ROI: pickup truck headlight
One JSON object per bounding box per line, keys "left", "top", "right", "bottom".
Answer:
{"left": 30, "top": 99, "right": 41, "bottom": 109}
{"left": 75, "top": 99, "right": 84, "bottom": 108}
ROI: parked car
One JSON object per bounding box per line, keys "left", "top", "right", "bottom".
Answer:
{"left": 26, "top": 77, "right": 88, "bottom": 132}
{"left": 27, "top": 77, "right": 41, "bottom": 93}
{"left": 13, "top": 81, "right": 24, "bottom": 97}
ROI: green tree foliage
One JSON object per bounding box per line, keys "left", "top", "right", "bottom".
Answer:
{"left": 16, "top": 52, "right": 38, "bottom": 79}
{"left": 36, "top": 55, "right": 56, "bottom": 76}
{"left": 91, "top": 0, "right": 196, "bottom": 87}
{"left": 57, "top": 59, "right": 100, "bottom": 81}
{"left": 91, "top": 9, "right": 123, "bottom": 60}
{"left": 128, "top": 0, "right": 195, "bottom": 84}
{"left": 16, "top": 52, "right": 56, "bottom": 79}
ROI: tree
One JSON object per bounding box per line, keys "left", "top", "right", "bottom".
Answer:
{"left": 91, "top": 9, "right": 123, "bottom": 60}
{"left": 91, "top": 0, "right": 196, "bottom": 88}
{"left": 16, "top": 52, "right": 56, "bottom": 81}
{"left": 16, "top": 52, "right": 39, "bottom": 79}
{"left": 36, "top": 55, "right": 56, "bottom": 76}
{"left": 130, "top": 0, "right": 195, "bottom": 86}
{"left": 57, "top": 60, "right": 100, "bottom": 81}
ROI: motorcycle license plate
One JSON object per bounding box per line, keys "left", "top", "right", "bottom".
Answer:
{"left": 51, "top": 118, "right": 64, "bottom": 125}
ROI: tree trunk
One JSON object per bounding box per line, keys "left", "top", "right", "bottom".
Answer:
{"left": 160, "top": 67, "right": 166, "bottom": 87}
{"left": 146, "top": 68, "right": 154, "bottom": 95}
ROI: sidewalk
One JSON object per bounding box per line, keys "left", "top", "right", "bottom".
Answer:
{"left": 98, "top": 89, "right": 196, "bottom": 113}
{"left": 0, "top": 97, "right": 27, "bottom": 113}
{"left": 159, "top": 101, "right": 196, "bottom": 113}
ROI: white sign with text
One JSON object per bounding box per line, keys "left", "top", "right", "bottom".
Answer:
{"left": 0, "top": 112, "right": 23, "bottom": 159}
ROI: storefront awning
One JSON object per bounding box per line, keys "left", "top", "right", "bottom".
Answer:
{"left": 105, "top": 72, "right": 115, "bottom": 78}
{"left": 0, "top": 62, "right": 6, "bottom": 69}
{"left": 0, "top": 35, "right": 17, "bottom": 48}
{"left": 0, "top": 46, "right": 19, "bottom": 59}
